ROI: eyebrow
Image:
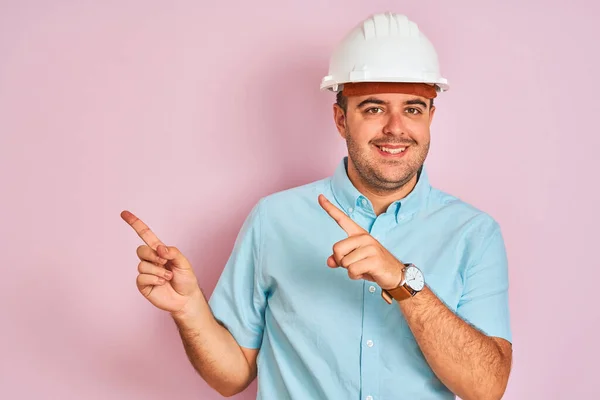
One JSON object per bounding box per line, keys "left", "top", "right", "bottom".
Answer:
{"left": 356, "top": 98, "right": 386, "bottom": 109}
{"left": 405, "top": 99, "right": 429, "bottom": 108}
{"left": 356, "top": 97, "right": 429, "bottom": 109}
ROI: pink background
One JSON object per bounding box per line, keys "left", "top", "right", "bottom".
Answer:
{"left": 1, "top": 1, "right": 598, "bottom": 399}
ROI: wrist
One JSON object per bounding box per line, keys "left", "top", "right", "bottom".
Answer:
{"left": 381, "top": 263, "right": 425, "bottom": 304}
{"left": 171, "top": 288, "right": 205, "bottom": 323}
{"left": 381, "top": 262, "right": 404, "bottom": 290}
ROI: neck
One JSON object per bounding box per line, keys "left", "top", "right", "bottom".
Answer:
{"left": 347, "top": 160, "right": 419, "bottom": 216}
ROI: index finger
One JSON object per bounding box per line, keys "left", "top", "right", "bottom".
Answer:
{"left": 120, "top": 210, "right": 165, "bottom": 250}
{"left": 318, "top": 194, "right": 367, "bottom": 236}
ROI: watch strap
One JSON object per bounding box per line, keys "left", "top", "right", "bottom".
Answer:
{"left": 381, "top": 284, "right": 413, "bottom": 304}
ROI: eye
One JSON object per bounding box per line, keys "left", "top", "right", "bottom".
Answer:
{"left": 406, "top": 107, "right": 422, "bottom": 115}
{"left": 365, "top": 107, "right": 384, "bottom": 114}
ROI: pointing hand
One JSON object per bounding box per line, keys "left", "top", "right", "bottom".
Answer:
{"left": 318, "top": 195, "right": 404, "bottom": 290}
{"left": 121, "top": 210, "right": 201, "bottom": 314}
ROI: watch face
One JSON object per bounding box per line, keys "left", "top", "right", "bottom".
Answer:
{"left": 405, "top": 265, "right": 425, "bottom": 291}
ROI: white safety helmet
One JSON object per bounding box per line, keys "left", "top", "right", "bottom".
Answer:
{"left": 320, "top": 12, "right": 449, "bottom": 94}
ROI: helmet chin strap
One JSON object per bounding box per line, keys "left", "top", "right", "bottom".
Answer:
{"left": 341, "top": 82, "right": 438, "bottom": 99}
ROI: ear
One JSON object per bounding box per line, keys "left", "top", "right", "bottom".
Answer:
{"left": 428, "top": 105, "right": 436, "bottom": 126}
{"left": 333, "top": 103, "right": 347, "bottom": 139}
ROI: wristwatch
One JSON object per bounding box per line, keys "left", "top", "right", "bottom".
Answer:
{"left": 381, "top": 263, "right": 425, "bottom": 304}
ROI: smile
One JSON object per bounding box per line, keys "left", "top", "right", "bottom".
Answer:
{"left": 374, "top": 144, "right": 409, "bottom": 157}
{"left": 378, "top": 146, "right": 405, "bottom": 154}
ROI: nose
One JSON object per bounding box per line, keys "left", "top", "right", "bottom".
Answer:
{"left": 383, "top": 111, "right": 406, "bottom": 136}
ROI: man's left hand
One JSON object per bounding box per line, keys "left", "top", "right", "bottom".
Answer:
{"left": 318, "top": 194, "right": 403, "bottom": 290}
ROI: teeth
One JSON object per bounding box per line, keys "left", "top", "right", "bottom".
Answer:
{"left": 380, "top": 146, "right": 406, "bottom": 154}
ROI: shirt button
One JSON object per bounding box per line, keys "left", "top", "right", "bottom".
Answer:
{"left": 366, "top": 396, "right": 374, "bottom": 400}
{"left": 369, "top": 285, "right": 376, "bottom": 293}
{"left": 348, "top": 207, "right": 354, "bottom": 213}
{"left": 366, "top": 340, "right": 374, "bottom": 347}
{"left": 361, "top": 198, "right": 368, "bottom": 207}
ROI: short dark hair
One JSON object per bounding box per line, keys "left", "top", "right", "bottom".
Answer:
{"left": 335, "top": 91, "right": 434, "bottom": 113}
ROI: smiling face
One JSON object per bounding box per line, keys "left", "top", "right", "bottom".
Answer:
{"left": 333, "top": 92, "right": 436, "bottom": 194}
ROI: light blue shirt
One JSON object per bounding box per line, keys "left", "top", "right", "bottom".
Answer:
{"left": 209, "top": 157, "right": 512, "bottom": 400}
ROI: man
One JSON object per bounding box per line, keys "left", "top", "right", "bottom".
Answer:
{"left": 122, "top": 12, "right": 512, "bottom": 400}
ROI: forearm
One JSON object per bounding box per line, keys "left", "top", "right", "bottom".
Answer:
{"left": 171, "top": 290, "right": 255, "bottom": 397}
{"left": 399, "top": 286, "right": 511, "bottom": 400}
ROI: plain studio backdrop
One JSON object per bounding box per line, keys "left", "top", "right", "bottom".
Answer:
{"left": 1, "top": 1, "right": 598, "bottom": 399}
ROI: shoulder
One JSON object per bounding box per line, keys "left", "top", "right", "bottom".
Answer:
{"left": 426, "top": 186, "right": 503, "bottom": 242}
{"left": 255, "top": 176, "right": 332, "bottom": 215}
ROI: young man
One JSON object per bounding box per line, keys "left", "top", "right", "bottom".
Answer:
{"left": 122, "top": 12, "right": 512, "bottom": 400}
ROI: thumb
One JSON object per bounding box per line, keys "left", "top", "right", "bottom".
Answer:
{"left": 157, "top": 245, "right": 190, "bottom": 269}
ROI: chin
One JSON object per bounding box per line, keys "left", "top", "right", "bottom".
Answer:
{"left": 381, "top": 175, "right": 412, "bottom": 188}
{"left": 377, "top": 164, "right": 410, "bottom": 177}
{"left": 376, "top": 166, "right": 417, "bottom": 186}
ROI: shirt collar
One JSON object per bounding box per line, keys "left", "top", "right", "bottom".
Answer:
{"left": 330, "top": 157, "right": 431, "bottom": 222}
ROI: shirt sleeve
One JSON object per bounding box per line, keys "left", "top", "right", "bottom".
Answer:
{"left": 208, "top": 199, "right": 267, "bottom": 349}
{"left": 456, "top": 222, "right": 512, "bottom": 343}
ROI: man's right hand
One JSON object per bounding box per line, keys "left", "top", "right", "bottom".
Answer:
{"left": 121, "top": 210, "right": 202, "bottom": 315}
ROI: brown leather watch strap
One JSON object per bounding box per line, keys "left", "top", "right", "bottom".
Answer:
{"left": 381, "top": 284, "right": 412, "bottom": 304}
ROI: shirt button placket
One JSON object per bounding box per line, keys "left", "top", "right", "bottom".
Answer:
{"left": 361, "top": 215, "right": 389, "bottom": 400}
{"left": 361, "top": 275, "right": 380, "bottom": 399}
